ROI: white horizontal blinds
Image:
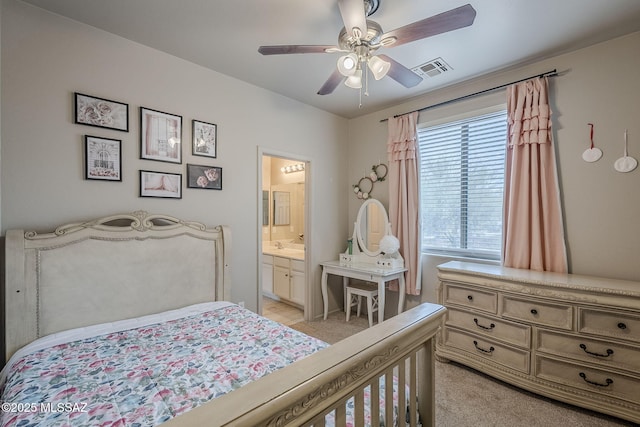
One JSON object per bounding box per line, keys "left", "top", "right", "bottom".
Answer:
{"left": 419, "top": 110, "right": 507, "bottom": 259}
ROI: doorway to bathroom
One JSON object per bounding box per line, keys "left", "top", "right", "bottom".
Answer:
{"left": 259, "top": 151, "right": 309, "bottom": 324}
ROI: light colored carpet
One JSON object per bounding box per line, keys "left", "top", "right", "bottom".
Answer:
{"left": 289, "top": 312, "right": 636, "bottom": 427}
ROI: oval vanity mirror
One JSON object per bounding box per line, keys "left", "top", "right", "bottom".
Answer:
{"left": 356, "top": 199, "right": 389, "bottom": 257}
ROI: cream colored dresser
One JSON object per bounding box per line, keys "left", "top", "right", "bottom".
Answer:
{"left": 436, "top": 261, "right": 640, "bottom": 424}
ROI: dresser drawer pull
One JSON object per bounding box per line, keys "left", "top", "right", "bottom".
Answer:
{"left": 473, "top": 340, "right": 494, "bottom": 354}
{"left": 473, "top": 318, "right": 495, "bottom": 330}
{"left": 617, "top": 322, "right": 627, "bottom": 330}
{"left": 467, "top": 295, "right": 474, "bottom": 302}
{"left": 579, "top": 344, "right": 614, "bottom": 358}
{"left": 579, "top": 372, "right": 613, "bottom": 387}
{"left": 530, "top": 308, "right": 538, "bottom": 315}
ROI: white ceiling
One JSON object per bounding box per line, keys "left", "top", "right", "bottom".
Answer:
{"left": 20, "top": 0, "right": 640, "bottom": 119}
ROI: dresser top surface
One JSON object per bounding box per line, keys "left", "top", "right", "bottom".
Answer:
{"left": 438, "top": 261, "right": 640, "bottom": 299}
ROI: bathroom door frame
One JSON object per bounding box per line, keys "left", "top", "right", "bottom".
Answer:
{"left": 257, "top": 147, "right": 312, "bottom": 321}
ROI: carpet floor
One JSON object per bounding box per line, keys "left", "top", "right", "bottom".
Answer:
{"left": 289, "top": 311, "right": 636, "bottom": 427}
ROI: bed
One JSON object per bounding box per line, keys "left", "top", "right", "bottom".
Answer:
{"left": 2, "top": 211, "right": 445, "bottom": 426}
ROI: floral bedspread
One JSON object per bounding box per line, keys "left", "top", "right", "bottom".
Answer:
{"left": 0, "top": 304, "right": 328, "bottom": 426}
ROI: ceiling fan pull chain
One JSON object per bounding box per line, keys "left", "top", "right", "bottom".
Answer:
{"left": 364, "top": 65, "right": 370, "bottom": 97}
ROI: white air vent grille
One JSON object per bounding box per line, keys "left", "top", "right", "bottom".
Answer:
{"left": 412, "top": 57, "right": 452, "bottom": 78}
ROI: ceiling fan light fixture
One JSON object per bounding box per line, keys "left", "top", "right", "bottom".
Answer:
{"left": 337, "top": 53, "right": 359, "bottom": 76}
{"left": 345, "top": 69, "right": 363, "bottom": 89}
{"left": 367, "top": 55, "right": 390, "bottom": 80}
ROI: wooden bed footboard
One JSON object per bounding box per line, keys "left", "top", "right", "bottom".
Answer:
{"left": 166, "top": 302, "right": 446, "bottom": 427}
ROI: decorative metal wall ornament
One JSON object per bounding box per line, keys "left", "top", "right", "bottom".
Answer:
{"left": 353, "top": 176, "right": 373, "bottom": 199}
{"left": 352, "top": 163, "right": 388, "bottom": 199}
{"left": 370, "top": 163, "right": 388, "bottom": 181}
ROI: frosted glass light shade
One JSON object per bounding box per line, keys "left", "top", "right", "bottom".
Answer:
{"left": 337, "top": 53, "right": 358, "bottom": 76}
{"left": 345, "top": 69, "right": 363, "bottom": 89}
{"left": 368, "top": 55, "right": 391, "bottom": 80}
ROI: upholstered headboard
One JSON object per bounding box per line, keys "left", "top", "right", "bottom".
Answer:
{"left": 4, "top": 211, "right": 230, "bottom": 360}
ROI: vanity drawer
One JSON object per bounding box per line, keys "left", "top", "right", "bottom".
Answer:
{"left": 535, "top": 355, "right": 640, "bottom": 405}
{"left": 290, "top": 259, "right": 305, "bottom": 272}
{"left": 443, "top": 283, "right": 497, "bottom": 314}
{"left": 446, "top": 307, "right": 530, "bottom": 348}
{"left": 579, "top": 308, "right": 640, "bottom": 344}
{"left": 274, "top": 256, "right": 290, "bottom": 268}
{"left": 501, "top": 296, "right": 573, "bottom": 330}
{"left": 536, "top": 329, "right": 640, "bottom": 372}
{"left": 443, "top": 327, "right": 530, "bottom": 373}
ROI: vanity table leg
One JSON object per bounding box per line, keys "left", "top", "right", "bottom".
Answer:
{"left": 343, "top": 277, "right": 349, "bottom": 313}
{"left": 397, "top": 273, "right": 406, "bottom": 314}
{"left": 378, "top": 279, "right": 386, "bottom": 322}
{"left": 322, "top": 268, "right": 329, "bottom": 320}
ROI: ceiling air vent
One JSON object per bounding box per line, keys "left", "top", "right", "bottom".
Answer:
{"left": 412, "top": 57, "right": 452, "bottom": 78}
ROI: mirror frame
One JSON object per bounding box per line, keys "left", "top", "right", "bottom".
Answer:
{"left": 355, "top": 198, "right": 389, "bottom": 257}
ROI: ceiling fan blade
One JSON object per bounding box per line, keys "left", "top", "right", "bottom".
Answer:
{"left": 317, "top": 70, "right": 346, "bottom": 95}
{"left": 377, "top": 54, "right": 423, "bottom": 88}
{"left": 382, "top": 4, "right": 476, "bottom": 47}
{"left": 258, "top": 45, "right": 337, "bottom": 55}
{"left": 338, "top": 0, "right": 368, "bottom": 38}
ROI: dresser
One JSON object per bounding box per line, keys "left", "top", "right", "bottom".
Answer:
{"left": 436, "top": 261, "right": 640, "bottom": 424}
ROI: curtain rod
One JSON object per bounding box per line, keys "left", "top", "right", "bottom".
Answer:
{"left": 380, "top": 69, "right": 558, "bottom": 122}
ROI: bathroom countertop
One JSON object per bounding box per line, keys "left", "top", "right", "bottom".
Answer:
{"left": 262, "top": 246, "right": 305, "bottom": 261}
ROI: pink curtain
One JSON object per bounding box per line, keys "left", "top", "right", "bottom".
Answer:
{"left": 503, "top": 77, "right": 567, "bottom": 273}
{"left": 387, "top": 112, "right": 421, "bottom": 295}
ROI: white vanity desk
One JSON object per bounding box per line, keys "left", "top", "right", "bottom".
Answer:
{"left": 320, "top": 261, "right": 407, "bottom": 322}
{"left": 322, "top": 198, "right": 406, "bottom": 323}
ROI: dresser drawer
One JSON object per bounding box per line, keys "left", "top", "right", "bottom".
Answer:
{"left": 446, "top": 307, "right": 531, "bottom": 348}
{"left": 443, "top": 327, "right": 530, "bottom": 373}
{"left": 443, "top": 283, "right": 497, "bottom": 314}
{"left": 501, "top": 296, "right": 573, "bottom": 330}
{"left": 536, "top": 329, "right": 640, "bottom": 372}
{"left": 535, "top": 355, "right": 640, "bottom": 405}
{"left": 579, "top": 308, "right": 640, "bottom": 344}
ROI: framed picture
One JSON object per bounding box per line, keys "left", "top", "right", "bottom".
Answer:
{"left": 192, "top": 120, "right": 217, "bottom": 158}
{"left": 187, "top": 164, "right": 222, "bottom": 190}
{"left": 140, "top": 107, "right": 182, "bottom": 164}
{"left": 84, "top": 135, "right": 122, "bottom": 181}
{"left": 139, "top": 170, "right": 182, "bottom": 199}
{"left": 75, "top": 92, "right": 129, "bottom": 132}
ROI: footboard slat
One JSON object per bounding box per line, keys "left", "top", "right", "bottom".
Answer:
{"left": 335, "top": 403, "right": 346, "bottom": 426}
{"left": 164, "top": 303, "right": 446, "bottom": 427}
{"left": 385, "top": 368, "right": 394, "bottom": 427}
{"left": 398, "top": 358, "right": 407, "bottom": 426}
{"left": 409, "top": 353, "right": 418, "bottom": 426}
{"left": 354, "top": 389, "right": 365, "bottom": 426}
{"left": 370, "top": 377, "right": 380, "bottom": 426}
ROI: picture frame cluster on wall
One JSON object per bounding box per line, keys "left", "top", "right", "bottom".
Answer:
{"left": 75, "top": 92, "right": 222, "bottom": 196}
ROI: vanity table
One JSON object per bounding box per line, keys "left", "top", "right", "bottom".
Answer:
{"left": 321, "top": 199, "right": 407, "bottom": 322}
{"left": 321, "top": 261, "right": 406, "bottom": 322}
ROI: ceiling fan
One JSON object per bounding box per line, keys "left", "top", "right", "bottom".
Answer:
{"left": 258, "top": 0, "right": 476, "bottom": 96}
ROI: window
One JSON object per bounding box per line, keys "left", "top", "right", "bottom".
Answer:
{"left": 418, "top": 110, "right": 507, "bottom": 259}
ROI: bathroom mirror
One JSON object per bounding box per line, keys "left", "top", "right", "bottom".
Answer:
{"left": 273, "top": 191, "right": 291, "bottom": 226}
{"left": 356, "top": 199, "right": 389, "bottom": 257}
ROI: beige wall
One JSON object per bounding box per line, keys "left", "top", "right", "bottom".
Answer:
{"left": 2, "top": 0, "right": 639, "bottom": 321}
{"left": 0, "top": 0, "right": 349, "bottom": 316}
{"left": 348, "top": 31, "right": 640, "bottom": 314}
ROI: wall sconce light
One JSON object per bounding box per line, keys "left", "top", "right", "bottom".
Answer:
{"left": 280, "top": 163, "right": 305, "bottom": 174}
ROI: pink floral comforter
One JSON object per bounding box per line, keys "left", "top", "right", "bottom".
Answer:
{"left": 0, "top": 303, "right": 328, "bottom": 426}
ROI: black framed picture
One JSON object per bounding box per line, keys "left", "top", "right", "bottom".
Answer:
{"left": 140, "top": 107, "right": 182, "bottom": 164}
{"left": 192, "top": 120, "right": 217, "bottom": 158}
{"left": 84, "top": 135, "right": 122, "bottom": 181}
{"left": 187, "top": 164, "right": 222, "bottom": 190}
{"left": 75, "top": 92, "right": 129, "bottom": 132}
{"left": 139, "top": 170, "right": 182, "bottom": 199}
